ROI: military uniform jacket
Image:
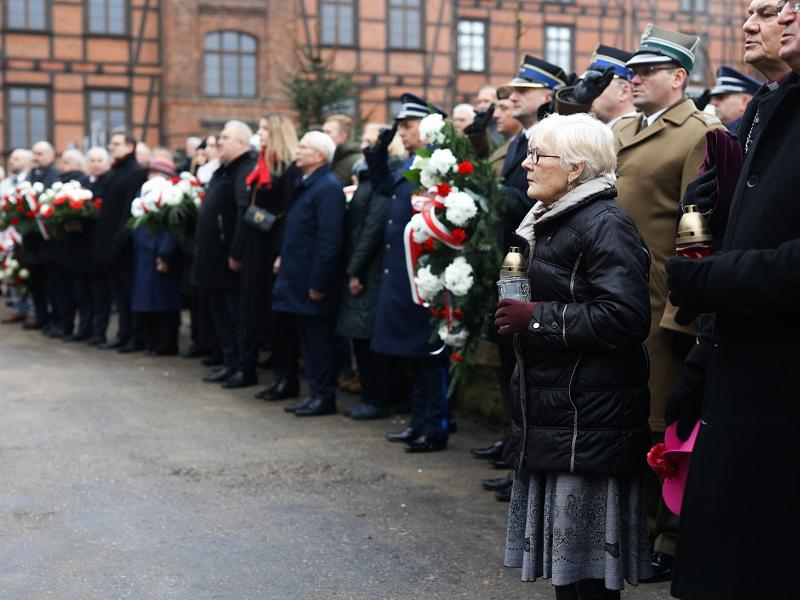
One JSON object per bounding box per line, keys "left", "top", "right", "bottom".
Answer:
{"left": 613, "top": 97, "right": 722, "bottom": 430}
{"left": 370, "top": 168, "right": 440, "bottom": 358}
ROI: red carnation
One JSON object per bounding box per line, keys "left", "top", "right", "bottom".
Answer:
{"left": 450, "top": 353, "right": 463, "bottom": 362}
{"left": 457, "top": 161, "right": 474, "bottom": 175}
{"left": 94, "top": 198, "right": 103, "bottom": 210}
{"left": 16, "top": 203, "right": 25, "bottom": 213}
{"left": 53, "top": 196, "right": 66, "bottom": 206}
{"left": 26, "top": 210, "right": 36, "bottom": 219}
{"left": 450, "top": 228, "right": 467, "bottom": 244}
{"left": 436, "top": 182, "right": 451, "bottom": 197}
{"left": 453, "top": 308, "right": 464, "bottom": 320}
{"left": 647, "top": 443, "right": 678, "bottom": 480}
{"left": 10, "top": 216, "right": 20, "bottom": 225}
{"left": 423, "top": 238, "right": 437, "bottom": 253}
{"left": 69, "top": 199, "right": 84, "bottom": 210}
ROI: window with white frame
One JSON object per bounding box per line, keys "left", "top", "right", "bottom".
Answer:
{"left": 457, "top": 20, "right": 486, "bottom": 72}
{"left": 544, "top": 25, "right": 573, "bottom": 74}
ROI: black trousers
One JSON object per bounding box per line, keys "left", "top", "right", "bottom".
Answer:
{"left": 29, "top": 264, "right": 50, "bottom": 325}
{"left": 407, "top": 355, "right": 450, "bottom": 439}
{"left": 205, "top": 287, "right": 242, "bottom": 370}
{"left": 46, "top": 263, "right": 76, "bottom": 335}
{"left": 109, "top": 267, "right": 135, "bottom": 343}
{"left": 271, "top": 311, "right": 300, "bottom": 384}
{"left": 366, "top": 351, "right": 411, "bottom": 407}
{"left": 71, "top": 271, "right": 94, "bottom": 337}
{"left": 140, "top": 311, "right": 180, "bottom": 355}
{"left": 295, "top": 315, "right": 337, "bottom": 402}
{"left": 90, "top": 268, "right": 112, "bottom": 339}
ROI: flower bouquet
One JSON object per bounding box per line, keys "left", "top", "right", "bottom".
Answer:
{"left": 0, "top": 181, "right": 46, "bottom": 235}
{"left": 128, "top": 173, "right": 204, "bottom": 235}
{"left": 36, "top": 180, "right": 101, "bottom": 239}
{"left": 0, "top": 232, "right": 29, "bottom": 293}
{"left": 403, "top": 113, "right": 505, "bottom": 387}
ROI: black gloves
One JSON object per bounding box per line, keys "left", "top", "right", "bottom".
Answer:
{"left": 573, "top": 67, "right": 616, "bottom": 105}
{"left": 679, "top": 167, "right": 717, "bottom": 215}
{"left": 664, "top": 363, "right": 705, "bottom": 441}
{"left": 464, "top": 103, "right": 495, "bottom": 135}
{"left": 691, "top": 89, "right": 712, "bottom": 111}
{"left": 363, "top": 122, "right": 398, "bottom": 195}
{"left": 666, "top": 255, "right": 713, "bottom": 326}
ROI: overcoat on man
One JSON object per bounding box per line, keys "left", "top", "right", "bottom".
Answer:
{"left": 92, "top": 153, "right": 146, "bottom": 266}
{"left": 670, "top": 72, "right": 800, "bottom": 600}
{"left": 489, "top": 138, "right": 511, "bottom": 178}
{"left": 272, "top": 164, "right": 345, "bottom": 318}
{"left": 191, "top": 151, "right": 255, "bottom": 290}
{"left": 613, "top": 97, "right": 722, "bottom": 432}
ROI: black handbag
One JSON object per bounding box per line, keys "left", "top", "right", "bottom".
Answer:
{"left": 243, "top": 187, "right": 279, "bottom": 233}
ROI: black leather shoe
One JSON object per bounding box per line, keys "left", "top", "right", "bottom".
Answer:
{"left": 203, "top": 366, "right": 235, "bottom": 383}
{"left": 640, "top": 552, "right": 673, "bottom": 583}
{"left": 62, "top": 332, "right": 90, "bottom": 342}
{"left": 404, "top": 435, "right": 448, "bottom": 453}
{"left": 100, "top": 337, "right": 127, "bottom": 350}
{"left": 294, "top": 397, "right": 337, "bottom": 417}
{"left": 256, "top": 378, "right": 299, "bottom": 401}
{"left": 481, "top": 472, "right": 514, "bottom": 491}
{"left": 118, "top": 341, "right": 144, "bottom": 353}
{"left": 488, "top": 458, "right": 512, "bottom": 469}
{"left": 284, "top": 396, "right": 317, "bottom": 413}
{"left": 386, "top": 427, "right": 420, "bottom": 443}
{"left": 471, "top": 440, "right": 505, "bottom": 459}
{"left": 349, "top": 404, "right": 390, "bottom": 420}
{"left": 222, "top": 370, "right": 257, "bottom": 389}
{"left": 23, "top": 319, "right": 46, "bottom": 330}
{"left": 494, "top": 488, "right": 511, "bottom": 502}
{"left": 87, "top": 336, "right": 107, "bottom": 346}
{"left": 47, "top": 327, "right": 66, "bottom": 338}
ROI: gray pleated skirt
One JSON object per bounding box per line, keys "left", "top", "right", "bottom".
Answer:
{"left": 504, "top": 469, "right": 652, "bottom": 590}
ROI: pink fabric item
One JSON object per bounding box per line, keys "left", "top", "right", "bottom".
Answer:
{"left": 662, "top": 420, "right": 701, "bottom": 515}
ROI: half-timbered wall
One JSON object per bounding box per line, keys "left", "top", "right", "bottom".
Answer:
{"left": 0, "top": 0, "right": 162, "bottom": 155}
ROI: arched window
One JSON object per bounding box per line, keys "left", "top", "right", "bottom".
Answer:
{"left": 204, "top": 31, "right": 258, "bottom": 98}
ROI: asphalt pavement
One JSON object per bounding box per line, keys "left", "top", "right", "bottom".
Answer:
{"left": 0, "top": 307, "right": 671, "bottom": 600}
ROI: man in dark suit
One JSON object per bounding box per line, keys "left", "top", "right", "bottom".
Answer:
{"left": 192, "top": 121, "right": 257, "bottom": 387}
{"left": 272, "top": 131, "right": 345, "bottom": 416}
{"left": 27, "top": 141, "right": 61, "bottom": 333}
{"left": 93, "top": 130, "right": 147, "bottom": 350}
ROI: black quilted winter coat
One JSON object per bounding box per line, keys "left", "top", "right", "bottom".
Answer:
{"left": 506, "top": 179, "right": 652, "bottom": 476}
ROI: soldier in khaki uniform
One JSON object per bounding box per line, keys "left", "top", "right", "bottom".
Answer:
{"left": 612, "top": 24, "right": 723, "bottom": 581}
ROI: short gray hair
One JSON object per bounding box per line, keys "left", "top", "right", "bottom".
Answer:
{"left": 223, "top": 120, "right": 254, "bottom": 145}
{"left": 302, "top": 131, "right": 337, "bottom": 164}
{"left": 61, "top": 148, "right": 86, "bottom": 170}
{"left": 529, "top": 113, "right": 616, "bottom": 183}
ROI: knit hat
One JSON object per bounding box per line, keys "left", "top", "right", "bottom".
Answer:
{"left": 148, "top": 157, "right": 177, "bottom": 178}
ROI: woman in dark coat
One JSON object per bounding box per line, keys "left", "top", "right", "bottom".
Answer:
{"left": 495, "top": 114, "right": 652, "bottom": 599}
{"left": 229, "top": 114, "right": 301, "bottom": 400}
{"left": 665, "top": 68, "right": 800, "bottom": 600}
{"left": 130, "top": 158, "right": 183, "bottom": 355}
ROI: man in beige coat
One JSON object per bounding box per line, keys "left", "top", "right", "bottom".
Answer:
{"left": 613, "top": 24, "right": 722, "bottom": 581}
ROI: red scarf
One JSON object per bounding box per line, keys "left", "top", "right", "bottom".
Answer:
{"left": 246, "top": 149, "right": 272, "bottom": 189}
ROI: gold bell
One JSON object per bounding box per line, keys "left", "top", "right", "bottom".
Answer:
{"left": 500, "top": 246, "right": 527, "bottom": 275}
{"left": 676, "top": 205, "right": 713, "bottom": 246}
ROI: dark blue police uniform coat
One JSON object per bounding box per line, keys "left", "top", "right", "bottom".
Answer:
{"left": 370, "top": 168, "right": 442, "bottom": 358}
{"left": 272, "top": 165, "right": 345, "bottom": 318}
{"left": 131, "top": 227, "right": 182, "bottom": 313}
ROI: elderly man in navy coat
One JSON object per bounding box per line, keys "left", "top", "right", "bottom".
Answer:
{"left": 272, "top": 131, "right": 346, "bottom": 417}
{"left": 372, "top": 94, "right": 452, "bottom": 453}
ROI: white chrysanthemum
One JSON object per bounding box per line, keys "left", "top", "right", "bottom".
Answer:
{"left": 415, "top": 265, "right": 444, "bottom": 301}
{"left": 443, "top": 256, "right": 474, "bottom": 297}
{"left": 32, "top": 182, "right": 45, "bottom": 193}
{"left": 444, "top": 190, "right": 478, "bottom": 227}
{"left": 419, "top": 168, "right": 438, "bottom": 189}
{"left": 428, "top": 148, "right": 458, "bottom": 176}
{"left": 419, "top": 113, "right": 446, "bottom": 145}
{"left": 51, "top": 181, "right": 64, "bottom": 191}
{"left": 438, "top": 323, "right": 469, "bottom": 347}
{"left": 410, "top": 213, "right": 430, "bottom": 243}
{"left": 131, "top": 197, "right": 145, "bottom": 217}
{"left": 163, "top": 186, "right": 184, "bottom": 206}
{"left": 410, "top": 155, "right": 429, "bottom": 171}
{"left": 7, "top": 259, "right": 19, "bottom": 270}
{"left": 18, "top": 268, "right": 29, "bottom": 280}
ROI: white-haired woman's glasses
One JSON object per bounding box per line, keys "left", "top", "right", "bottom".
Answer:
{"left": 526, "top": 147, "right": 561, "bottom": 165}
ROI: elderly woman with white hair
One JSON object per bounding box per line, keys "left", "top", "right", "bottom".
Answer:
{"left": 495, "top": 113, "right": 653, "bottom": 599}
